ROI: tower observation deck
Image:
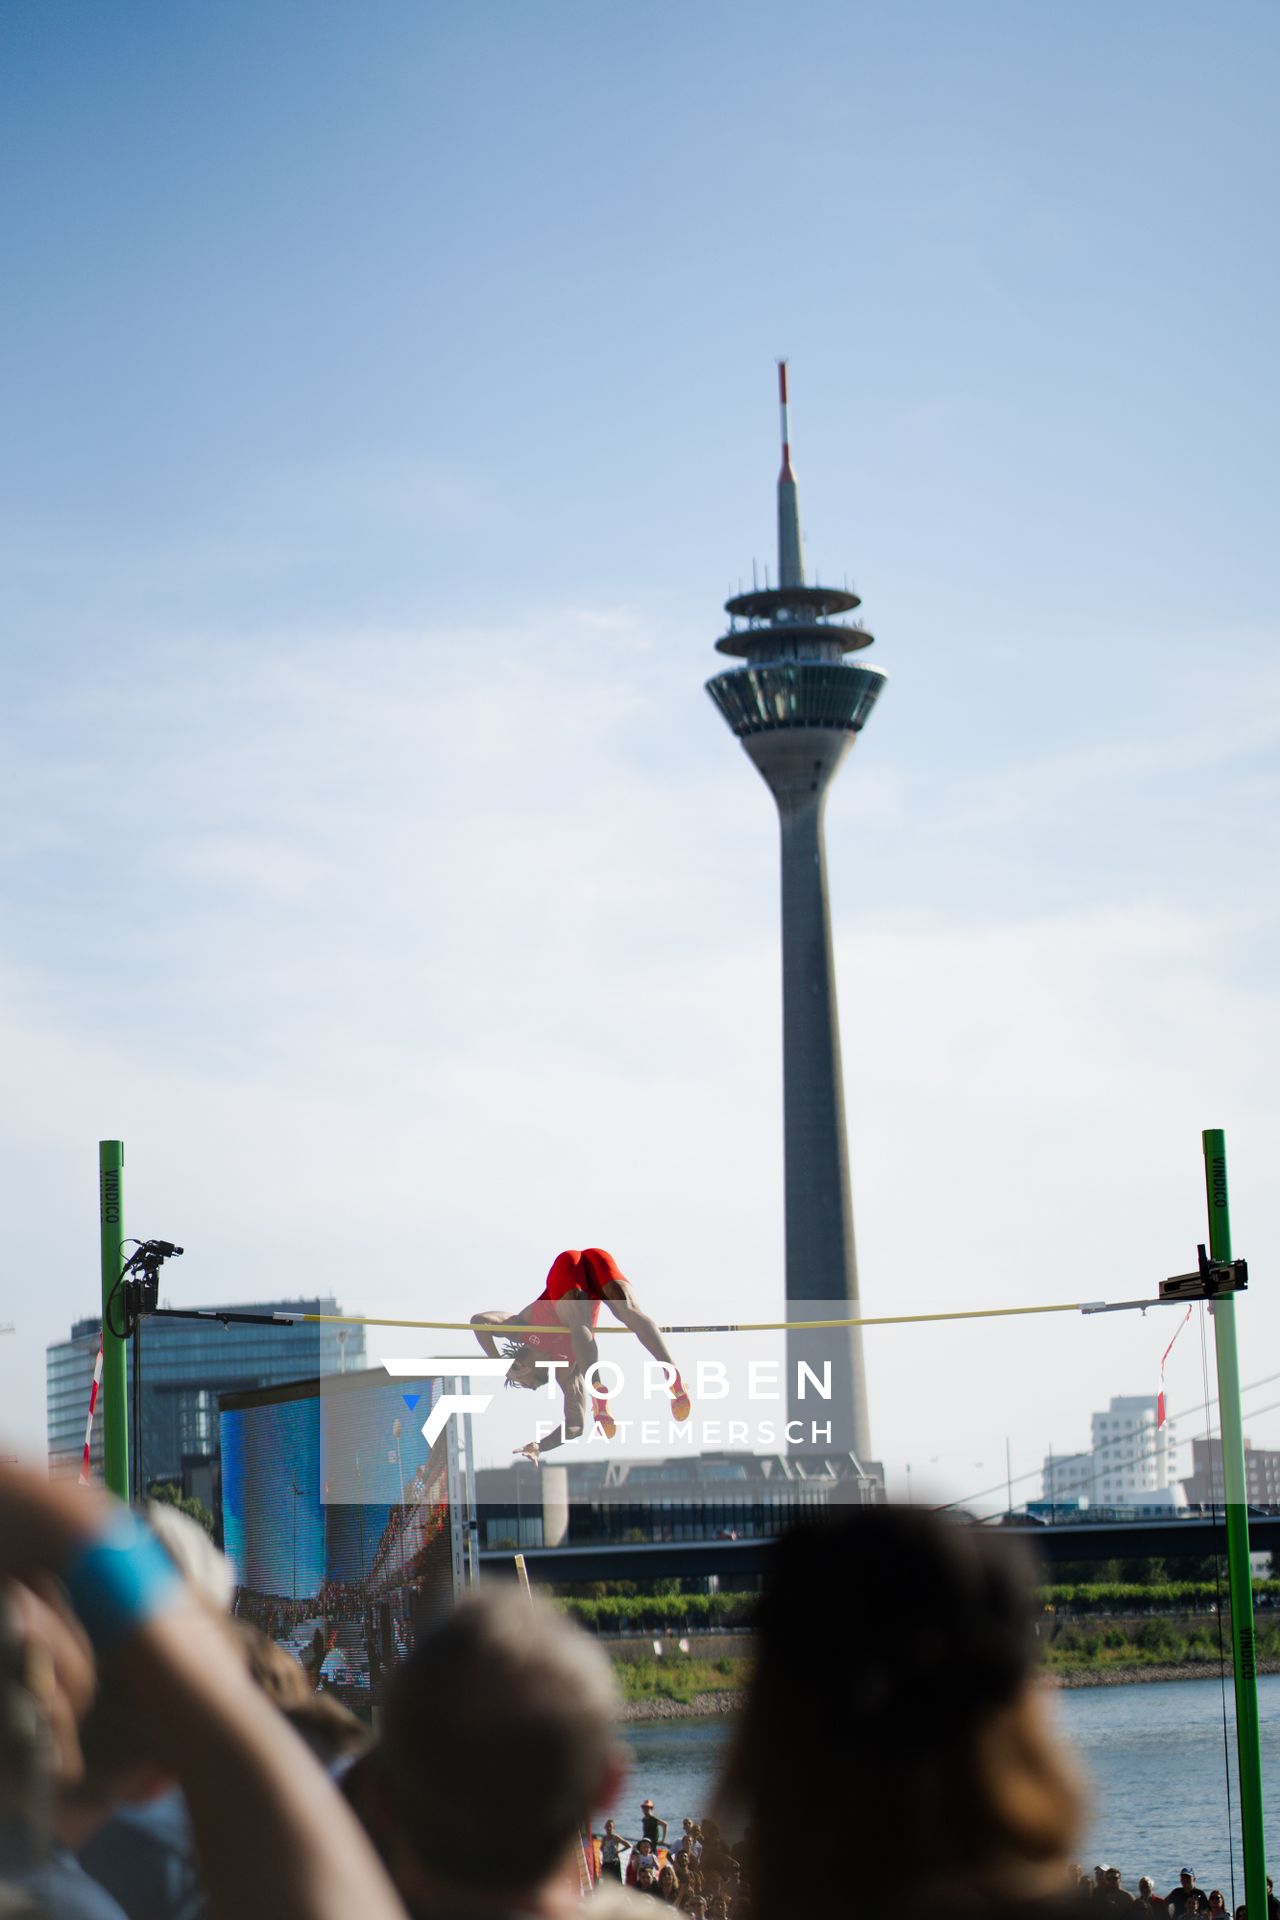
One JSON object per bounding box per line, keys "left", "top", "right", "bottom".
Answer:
{"left": 705, "top": 365, "right": 885, "bottom": 1472}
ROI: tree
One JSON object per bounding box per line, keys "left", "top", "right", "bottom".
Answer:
{"left": 149, "top": 1481, "right": 216, "bottom": 1539}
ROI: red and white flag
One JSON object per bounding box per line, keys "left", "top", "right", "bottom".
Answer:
{"left": 78, "top": 1338, "right": 104, "bottom": 1485}
{"left": 1157, "top": 1305, "right": 1193, "bottom": 1428}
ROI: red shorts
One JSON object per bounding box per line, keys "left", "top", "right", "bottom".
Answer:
{"left": 543, "top": 1247, "right": 626, "bottom": 1307}
{"left": 519, "top": 1249, "right": 627, "bottom": 1362}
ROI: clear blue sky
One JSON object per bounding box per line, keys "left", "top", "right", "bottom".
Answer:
{"left": 1, "top": 2, "right": 1276, "bottom": 1502}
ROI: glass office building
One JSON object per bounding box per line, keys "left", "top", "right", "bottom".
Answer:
{"left": 47, "top": 1300, "right": 365, "bottom": 1491}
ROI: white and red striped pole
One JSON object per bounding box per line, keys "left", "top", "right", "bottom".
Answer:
{"left": 778, "top": 358, "right": 794, "bottom": 481}
{"left": 79, "top": 1338, "right": 104, "bottom": 1486}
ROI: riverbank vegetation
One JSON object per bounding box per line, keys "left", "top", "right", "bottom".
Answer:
{"left": 555, "top": 1581, "right": 1280, "bottom": 1637}
{"left": 1042, "top": 1616, "right": 1280, "bottom": 1671}
{"left": 556, "top": 1582, "right": 1280, "bottom": 1703}
{"left": 604, "top": 1620, "right": 1280, "bottom": 1705}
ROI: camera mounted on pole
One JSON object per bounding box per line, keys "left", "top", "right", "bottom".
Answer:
{"left": 1159, "top": 1243, "right": 1248, "bottom": 1303}
{"left": 108, "top": 1240, "right": 184, "bottom": 1338}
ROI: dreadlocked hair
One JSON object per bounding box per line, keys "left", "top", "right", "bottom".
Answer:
{"left": 501, "top": 1340, "right": 536, "bottom": 1382}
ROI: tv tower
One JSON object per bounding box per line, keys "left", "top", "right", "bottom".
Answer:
{"left": 705, "top": 364, "right": 886, "bottom": 1468}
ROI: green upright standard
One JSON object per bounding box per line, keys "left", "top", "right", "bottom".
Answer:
{"left": 1206, "top": 1128, "right": 1266, "bottom": 1918}
{"left": 98, "top": 1139, "right": 129, "bottom": 1500}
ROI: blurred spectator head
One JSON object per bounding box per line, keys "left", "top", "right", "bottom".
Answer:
{"left": 718, "top": 1508, "right": 1083, "bottom": 1915}
{"left": 145, "top": 1502, "right": 235, "bottom": 1614}
{"left": 221, "top": 1618, "right": 364, "bottom": 1767}
{"left": 379, "top": 1586, "right": 623, "bottom": 1902}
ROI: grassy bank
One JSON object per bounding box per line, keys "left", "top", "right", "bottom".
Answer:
{"left": 612, "top": 1652, "right": 752, "bottom": 1706}
{"left": 603, "top": 1622, "right": 1280, "bottom": 1704}
{"left": 1041, "top": 1617, "right": 1280, "bottom": 1673}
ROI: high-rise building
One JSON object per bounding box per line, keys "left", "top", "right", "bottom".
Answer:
{"left": 705, "top": 366, "right": 886, "bottom": 1465}
{"left": 47, "top": 1301, "right": 364, "bottom": 1493}
{"left": 1040, "top": 1393, "right": 1184, "bottom": 1510}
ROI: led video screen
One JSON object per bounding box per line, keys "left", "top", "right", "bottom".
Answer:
{"left": 219, "top": 1369, "right": 460, "bottom": 1704}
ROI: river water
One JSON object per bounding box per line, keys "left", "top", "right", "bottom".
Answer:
{"left": 605, "top": 1674, "right": 1280, "bottom": 1899}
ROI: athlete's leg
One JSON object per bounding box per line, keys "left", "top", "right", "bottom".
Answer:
{"left": 585, "top": 1250, "right": 691, "bottom": 1421}
{"left": 561, "top": 1365, "right": 587, "bottom": 1442}
{"left": 601, "top": 1294, "right": 677, "bottom": 1369}
{"left": 571, "top": 1328, "right": 617, "bottom": 1441}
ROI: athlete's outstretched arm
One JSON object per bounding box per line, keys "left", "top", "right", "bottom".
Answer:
{"left": 471, "top": 1301, "right": 545, "bottom": 1359}
{"left": 469, "top": 1310, "right": 509, "bottom": 1360}
{"left": 515, "top": 1367, "right": 586, "bottom": 1460}
{"left": 561, "top": 1368, "right": 588, "bottom": 1443}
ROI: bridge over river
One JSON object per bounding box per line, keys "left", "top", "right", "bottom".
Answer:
{"left": 481, "top": 1511, "right": 1280, "bottom": 1584}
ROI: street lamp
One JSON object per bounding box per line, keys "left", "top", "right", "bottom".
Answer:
{"left": 355, "top": 1451, "right": 365, "bottom": 1590}
{"left": 392, "top": 1418, "right": 407, "bottom": 1588}
{"left": 290, "top": 1472, "right": 304, "bottom": 1605}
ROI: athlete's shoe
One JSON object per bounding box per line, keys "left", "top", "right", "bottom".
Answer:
{"left": 592, "top": 1395, "right": 617, "bottom": 1440}
{"left": 670, "top": 1376, "right": 692, "bottom": 1423}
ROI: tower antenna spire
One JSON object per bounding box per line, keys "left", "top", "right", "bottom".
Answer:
{"left": 778, "top": 358, "right": 795, "bottom": 481}
{"left": 706, "top": 362, "right": 888, "bottom": 1473}
{"left": 776, "top": 359, "right": 804, "bottom": 588}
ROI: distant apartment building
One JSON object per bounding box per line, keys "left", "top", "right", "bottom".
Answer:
{"left": 1042, "top": 1450, "right": 1093, "bottom": 1504}
{"left": 1182, "top": 1436, "right": 1280, "bottom": 1506}
{"left": 48, "top": 1300, "right": 364, "bottom": 1493}
{"left": 1041, "top": 1394, "right": 1184, "bottom": 1509}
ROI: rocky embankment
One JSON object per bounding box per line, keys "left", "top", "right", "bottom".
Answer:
{"left": 1052, "top": 1655, "right": 1280, "bottom": 1689}
{"left": 619, "top": 1690, "right": 743, "bottom": 1722}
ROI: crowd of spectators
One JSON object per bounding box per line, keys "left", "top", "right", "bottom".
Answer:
{"left": 0, "top": 1464, "right": 1240, "bottom": 1920}
{"left": 1070, "top": 1864, "right": 1275, "bottom": 1920}
{"left": 598, "top": 1807, "right": 753, "bottom": 1915}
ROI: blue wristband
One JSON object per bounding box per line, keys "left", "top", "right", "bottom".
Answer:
{"left": 62, "top": 1512, "right": 183, "bottom": 1651}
